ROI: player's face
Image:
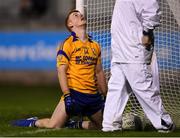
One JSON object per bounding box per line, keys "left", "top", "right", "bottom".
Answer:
{"left": 68, "top": 11, "right": 86, "bottom": 28}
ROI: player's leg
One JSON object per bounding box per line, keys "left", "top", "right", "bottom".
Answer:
{"left": 88, "top": 109, "right": 103, "bottom": 129}
{"left": 73, "top": 110, "right": 103, "bottom": 130}
{"left": 12, "top": 100, "right": 69, "bottom": 128}
{"left": 66, "top": 110, "right": 102, "bottom": 130}
{"left": 102, "top": 62, "right": 130, "bottom": 132}
{"left": 35, "top": 100, "right": 68, "bottom": 128}
{"left": 64, "top": 89, "right": 104, "bottom": 130}
{"left": 151, "top": 52, "right": 160, "bottom": 90}
{"left": 124, "top": 63, "right": 174, "bottom": 131}
{"left": 65, "top": 111, "right": 103, "bottom": 130}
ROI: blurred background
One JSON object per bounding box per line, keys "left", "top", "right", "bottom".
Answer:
{"left": 0, "top": 0, "right": 75, "bottom": 86}
{"left": 0, "top": 2, "right": 76, "bottom": 135}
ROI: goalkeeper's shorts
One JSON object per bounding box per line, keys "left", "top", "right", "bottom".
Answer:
{"left": 68, "top": 89, "right": 104, "bottom": 117}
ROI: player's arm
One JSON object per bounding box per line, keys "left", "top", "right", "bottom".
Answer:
{"left": 57, "top": 64, "right": 70, "bottom": 95}
{"left": 57, "top": 64, "right": 73, "bottom": 115}
{"left": 141, "top": 0, "right": 160, "bottom": 31}
{"left": 56, "top": 42, "right": 71, "bottom": 95}
{"left": 136, "top": 0, "right": 161, "bottom": 46}
{"left": 96, "top": 63, "right": 107, "bottom": 97}
{"left": 56, "top": 41, "right": 73, "bottom": 115}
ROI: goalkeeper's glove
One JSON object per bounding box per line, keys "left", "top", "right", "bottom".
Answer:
{"left": 64, "top": 93, "right": 74, "bottom": 115}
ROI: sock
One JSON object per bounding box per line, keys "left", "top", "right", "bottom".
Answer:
{"left": 65, "top": 120, "right": 83, "bottom": 129}
{"left": 77, "top": 121, "right": 83, "bottom": 129}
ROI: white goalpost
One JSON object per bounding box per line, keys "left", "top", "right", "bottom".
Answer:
{"left": 76, "top": 0, "right": 85, "bottom": 15}
{"left": 76, "top": 0, "right": 180, "bottom": 127}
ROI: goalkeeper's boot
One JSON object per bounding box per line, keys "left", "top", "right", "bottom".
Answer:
{"left": 158, "top": 123, "right": 176, "bottom": 133}
{"left": 11, "top": 117, "right": 38, "bottom": 127}
{"left": 64, "top": 119, "right": 83, "bottom": 129}
{"left": 102, "top": 127, "right": 122, "bottom": 132}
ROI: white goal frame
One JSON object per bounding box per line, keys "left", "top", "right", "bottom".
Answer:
{"left": 76, "top": 0, "right": 180, "bottom": 127}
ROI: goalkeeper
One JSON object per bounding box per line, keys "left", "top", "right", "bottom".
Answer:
{"left": 12, "top": 10, "right": 107, "bottom": 130}
{"left": 102, "top": 0, "right": 175, "bottom": 133}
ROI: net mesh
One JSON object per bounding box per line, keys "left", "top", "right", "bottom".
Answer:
{"left": 83, "top": 0, "right": 180, "bottom": 126}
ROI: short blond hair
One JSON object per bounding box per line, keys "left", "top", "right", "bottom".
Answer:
{"left": 65, "top": 9, "right": 80, "bottom": 32}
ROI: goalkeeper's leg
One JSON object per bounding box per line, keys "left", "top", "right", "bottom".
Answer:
{"left": 151, "top": 52, "right": 160, "bottom": 91}
{"left": 124, "top": 63, "right": 174, "bottom": 131}
{"left": 102, "top": 62, "right": 130, "bottom": 132}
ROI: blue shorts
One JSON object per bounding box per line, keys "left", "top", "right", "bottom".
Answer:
{"left": 69, "top": 89, "right": 104, "bottom": 117}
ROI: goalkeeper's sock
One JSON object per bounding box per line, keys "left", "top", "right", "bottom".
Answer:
{"left": 65, "top": 119, "right": 83, "bottom": 129}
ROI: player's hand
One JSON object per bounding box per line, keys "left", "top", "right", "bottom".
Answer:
{"left": 142, "top": 35, "right": 152, "bottom": 47}
{"left": 64, "top": 93, "right": 74, "bottom": 115}
{"left": 142, "top": 30, "right": 154, "bottom": 51}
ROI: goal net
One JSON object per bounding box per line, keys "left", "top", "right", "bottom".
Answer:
{"left": 76, "top": 0, "right": 180, "bottom": 127}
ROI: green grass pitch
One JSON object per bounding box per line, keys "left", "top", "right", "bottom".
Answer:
{"left": 0, "top": 85, "right": 179, "bottom": 137}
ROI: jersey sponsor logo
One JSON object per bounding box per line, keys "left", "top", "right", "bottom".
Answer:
{"left": 76, "top": 56, "right": 96, "bottom": 65}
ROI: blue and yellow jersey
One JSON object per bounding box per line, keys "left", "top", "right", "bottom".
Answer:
{"left": 57, "top": 32, "right": 101, "bottom": 94}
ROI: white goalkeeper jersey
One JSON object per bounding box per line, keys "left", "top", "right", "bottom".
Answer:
{"left": 111, "top": 0, "right": 161, "bottom": 64}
